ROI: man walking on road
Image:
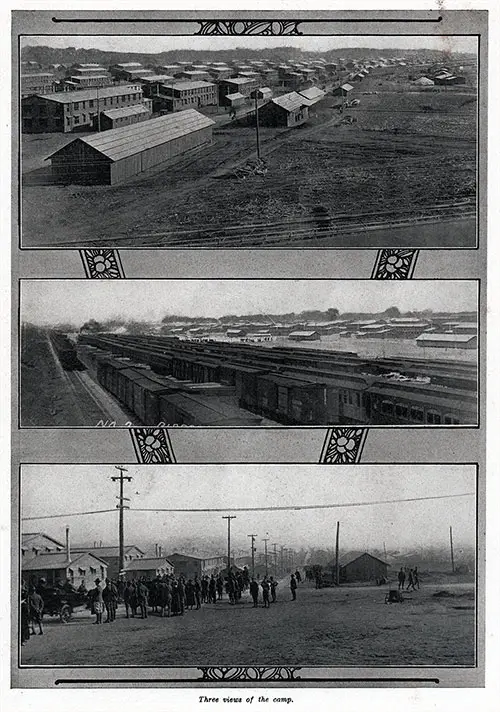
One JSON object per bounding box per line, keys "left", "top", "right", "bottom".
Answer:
{"left": 270, "top": 577, "right": 278, "bottom": 603}
{"left": 398, "top": 567, "right": 406, "bottom": 591}
{"left": 290, "top": 574, "right": 297, "bottom": 601}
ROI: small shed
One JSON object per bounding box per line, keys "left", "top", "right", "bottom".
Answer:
{"left": 99, "top": 103, "right": 152, "bottom": 131}
{"left": 258, "top": 91, "right": 310, "bottom": 128}
{"left": 339, "top": 552, "right": 389, "bottom": 583}
{"left": 22, "top": 551, "right": 108, "bottom": 589}
{"left": 413, "top": 76, "right": 435, "bottom": 86}
{"left": 416, "top": 333, "right": 477, "bottom": 350}
{"left": 47, "top": 109, "right": 215, "bottom": 185}
{"left": 222, "top": 92, "right": 247, "bottom": 108}
{"left": 332, "top": 83, "right": 354, "bottom": 97}
{"left": 251, "top": 87, "right": 273, "bottom": 101}
{"left": 288, "top": 330, "right": 320, "bottom": 341}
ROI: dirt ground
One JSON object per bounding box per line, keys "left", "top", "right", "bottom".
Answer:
{"left": 20, "top": 74, "right": 477, "bottom": 248}
{"left": 20, "top": 581, "right": 475, "bottom": 667}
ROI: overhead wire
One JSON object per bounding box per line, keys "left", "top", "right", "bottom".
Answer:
{"left": 21, "top": 492, "right": 475, "bottom": 520}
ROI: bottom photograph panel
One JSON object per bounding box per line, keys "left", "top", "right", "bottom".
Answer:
{"left": 15, "top": 464, "right": 479, "bottom": 686}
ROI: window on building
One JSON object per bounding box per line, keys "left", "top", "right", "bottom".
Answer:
{"left": 74, "top": 115, "right": 80, "bottom": 124}
{"left": 90, "top": 567, "right": 96, "bottom": 575}
{"left": 426, "top": 410, "right": 442, "bottom": 424}
{"left": 395, "top": 404, "right": 409, "bottom": 420}
{"left": 89, "top": 99, "right": 94, "bottom": 107}
{"left": 73, "top": 102, "right": 79, "bottom": 110}
{"left": 444, "top": 415, "right": 460, "bottom": 425}
{"left": 381, "top": 400, "right": 394, "bottom": 415}
{"left": 410, "top": 406, "right": 424, "bottom": 422}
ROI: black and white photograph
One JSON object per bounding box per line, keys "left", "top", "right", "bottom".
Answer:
{"left": 18, "top": 464, "right": 477, "bottom": 670}
{"left": 19, "top": 279, "right": 479, "bottom": 428}
{"left": 19, "top": 33, "right": 478, "bottom": 249}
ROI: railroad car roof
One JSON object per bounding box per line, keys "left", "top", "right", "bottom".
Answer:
{"left": 368, "top": 385, "right": 476, "bottom": 412}
{"left": 48, "top": 110, "right": 215, "bottom": 163}
{"left": 161, "top": 392, "right": 261, "bottom": 424}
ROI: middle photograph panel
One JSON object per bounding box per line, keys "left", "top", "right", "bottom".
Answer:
{"left": 19, "top": 279, "right": 478, "bottom": 428}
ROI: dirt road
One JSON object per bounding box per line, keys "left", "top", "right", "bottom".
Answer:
{"left": 21, "top": 582, "right": 475, "bottom": 667}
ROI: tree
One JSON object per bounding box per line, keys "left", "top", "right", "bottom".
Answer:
{"left": 383, "top": 306, "right": 401, "bottom": 318}
{"left": 80, "top": 319, "right": 102, "bottom": 333}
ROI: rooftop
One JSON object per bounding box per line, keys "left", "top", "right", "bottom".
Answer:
{"left": 272, "top": 91, "right": 311, "bottom": 112}
{"left": 49, "top": 110, "right": 215, "bottom": 163}
{"left": 102, "top": 104, "right": 151, "bottom": 120}
{"left": 124, "top": 557, "right": 174, "bottom": 571}
{"left": 416, "top": 333, "right": 477, "bottom": 343}
{"left": 31, "top": 84, "right": 143, "bottom": 104}
{"left": 165, "top": 80, "right": 215, "bottom": 91}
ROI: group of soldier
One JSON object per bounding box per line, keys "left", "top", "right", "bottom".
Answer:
{"left": 397, "top": 566, "right": 420, "bottom": 591}
{"left": 21, "top": 567, "right": 305, "bottom": 638}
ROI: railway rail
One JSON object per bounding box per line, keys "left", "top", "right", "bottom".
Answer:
{"left": 73, "top": 201, "right": 475, "bottom": 248}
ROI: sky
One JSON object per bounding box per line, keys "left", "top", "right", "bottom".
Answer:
{"left": 21, "top": 280, "right": 478, "bottom": 326}
{"left": 21, "top": 34, "right": 478, "bottom": 55}
{"left": 20, "top": 464, "right": 476, "bottom": 555}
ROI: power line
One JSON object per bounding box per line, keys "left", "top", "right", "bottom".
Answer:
{"left": 21, "top": 492, "right": 474, "bottom": 520}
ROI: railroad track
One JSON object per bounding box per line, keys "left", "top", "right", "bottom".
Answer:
{"left": 86, "top": 202, "right": 475, "bottom": 248}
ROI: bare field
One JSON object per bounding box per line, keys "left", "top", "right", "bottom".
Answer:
{"left": 20, "top": 581, "right": 475, "bottom": 667}
{"left": 21, "top": 78, "right": 477, "bottom": 248}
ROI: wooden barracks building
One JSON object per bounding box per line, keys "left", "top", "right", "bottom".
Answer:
{"left": 22, "top": 84, "right": 144, "bottom": 133}
{"left": 47, "top": 109, "right": 216, "bottom": 185}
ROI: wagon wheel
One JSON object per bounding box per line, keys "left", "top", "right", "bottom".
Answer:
{"left": 59, "top": 604, "right": 72, "bottom": 623}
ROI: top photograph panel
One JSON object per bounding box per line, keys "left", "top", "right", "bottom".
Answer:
{"left": 19, "top": 34, "right": 479, "bottom": 249}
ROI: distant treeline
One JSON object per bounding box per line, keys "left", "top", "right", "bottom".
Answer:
{"left": 20, "top": 44, "right": 474, "bottom": 68}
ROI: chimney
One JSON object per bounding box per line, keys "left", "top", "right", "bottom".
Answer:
{"left": 159, "top": 545, "right": 162, "bottom": 558}
{"left": 155, "top": 543, "right": 158, "bottom": 558}
{"left": 65, "top": 526, "right": 71, "bottom": 563}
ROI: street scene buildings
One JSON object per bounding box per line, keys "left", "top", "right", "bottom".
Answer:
{"left": 19, "top": 465, "right": 476, "bottom": 667}
{"left": 20, "top": 36, "right": 478, "bottom": 247}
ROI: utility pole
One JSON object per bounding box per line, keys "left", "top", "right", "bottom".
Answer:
{"left": 280, "top": 545, "right": 284, "bottom": 576}
{"left": 449, "top": 525, "right": 455, "bottom": 573}
{"left": 262, "top": 536, "right": 269, "bottom": 576}
{"left": 335, "top": 521, "right": 340, "bottom": 586}
{"left": 222, "top": 515, "right": 236, "bottom": 574}
{"left": 96, "top": 85, "right": 101, "bottom": 133}
{"left": 272, "top": 543, "right": 278, "bottom": 577}
{"left": 111, "top": 466, "right": 132, "bottom": 578}
{"left": 247, "top": 534, "right": 257, "bottom": 578}
{"left": 254, "top": 90, "right": 261, "bottom": 160}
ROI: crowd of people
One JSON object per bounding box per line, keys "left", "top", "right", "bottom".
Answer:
{"left": 21, "top": 568, "right": 304, "bottom": 641}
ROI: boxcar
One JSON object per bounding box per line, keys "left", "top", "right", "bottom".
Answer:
{"left": 366, "top": 381, "right": 477, "bottom": 425}
{"left": 158, "top": 392, "right": 263, "bottom": 426}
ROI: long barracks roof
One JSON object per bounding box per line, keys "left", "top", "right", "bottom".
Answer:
{"left": 416, "top": 333, "right": 477, "bottom": 344}
{"left": 102, "top": 104, "right": 151, "bottom": 120}
{"left": 49, "top": 110, "right": 216, "bottom": 163}
{"left": 298, "top": 86, "right": 326, "bottom": 102}
{"left": 164, "top": 80, "right": 215, "bottom": 91}
{"left": 32, "top": 84, "right": 143, "bottom": 104}
{"left": 272, "top": 91, "right": 313, "bottom": 112}
{"left": 22, "top": 551, "right": 108, "bottom": 571}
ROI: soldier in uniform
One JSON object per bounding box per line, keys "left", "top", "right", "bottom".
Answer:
{"left": 261, "top": 577, "right": 271, "bottom": 608}
{"left": 290, "top": 574, "right": 297, "bottom": 601}
{"left": 92, "top": 578, "right": 104, "bottom": 624}
{"left": 136, "top": 579, "right": 149, "bottom": 619}
{"left": 249, "top": 578, "right": 259, "bottom": 608}
{"left": 28, "top": 585, "right": 44, "bottom": 636}
{"left": 269, "top": 577, "right": 278, "bottom": 603}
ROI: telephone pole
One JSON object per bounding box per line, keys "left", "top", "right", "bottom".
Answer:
{"left": 335, "top": 521, "right": 340, "bottom": 586}
{"left": 262, "top": 536, "right": 269, "bottom": 576}
{"left": 111, "top": 466, "right": 132, "bottom": 577}
{"left": 449, "top": 525, "right": 455, "bottom": 573}
{"left": 280, "top": 545, "right": 284, "bottom": 576}
{"left": 222, "top": 515, "right": 236, "bottom": 573}
{"left": 254, "top": 90, "right": 261, "bottom": 160}
{"left": 272, "top": 543, "right": 278, "bottom": 577}
{"left": 247, "top": 534, "right": 257, "bottom": 578}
